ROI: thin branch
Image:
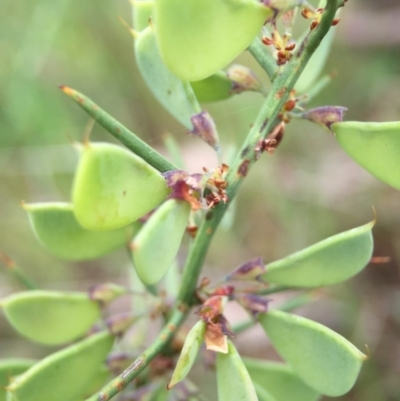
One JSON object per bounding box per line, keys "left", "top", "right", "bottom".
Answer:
{"left": 177, "top": 0, "right": 340, "bottom": 306}
{"left": 248, "top": 37, "right": 278, "bottom": 81}
{"left": 60, "top": 86, "right": 177, "bottom": 173}
{"left": 85, "top": 2, "right": 341, "bottom": 399}
{"left": 85, "top": 307, "right": 186, "bottom": 401}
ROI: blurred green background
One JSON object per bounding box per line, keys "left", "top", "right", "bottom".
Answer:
{"left": 1, "top": 0, "right": 400, "bottom": 400}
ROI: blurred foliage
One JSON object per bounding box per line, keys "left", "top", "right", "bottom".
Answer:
{"left": 1, "top": 0, "right": 400, "bottom": 400}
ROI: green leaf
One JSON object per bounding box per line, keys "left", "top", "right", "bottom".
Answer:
{"left": 6, "top": 331, "right": 114, "bottom": 401}
{"left": 132, "top": 199, "right": 190, "bottom": 285}
{"left": 332, "top": 121, "right": 400, "bottom": 190}
{"left": 259, "top": 310, "right": 366, "bottom": 396}
{"left": 1, "top": 291, "right": 101, "bottom": 345}
{"left": 0, "top": 360, "right": 36, "bottom": 401}
{"left": 168, "top": 320, "right": 206, "bottom": 389}
{"left": 133, "top": 0, "right": 154, "bottom": 31}
{"left": 262, "top": 220, "right": 374, "bottom": 287}
{"left": 217, "top": 341, "right": 258, "bottom": 401}
{"left": 243, "top": 359, "right": 320, "bottom": 401}
{"left": 135, "top": 27, "right": 201, "bottom": 128}
{"left": 23, "top": 202, "right": 139, "bottom": 261}
{"left": 154, "top": 0, "right": 273, "bottom": 81}
{"left": 72, "top": 142, "right": 169, "bottom": 231}
{"left": 190, "top": 72, "right": 233, "bottom": 103}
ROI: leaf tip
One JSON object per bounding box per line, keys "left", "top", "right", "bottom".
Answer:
{"left": 362, "top": 343, "right": 370, "bottom": 361}
{"left": 59, "top": 85, "right": 74, "bottom": 96}
{"left": 0, "top": 252, "right": 15, "bottom": 269}
{"left": 371, "top": 205, "right": 378, "bottom": 226}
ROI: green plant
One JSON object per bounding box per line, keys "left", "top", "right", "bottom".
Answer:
{"left": 1, "top": 0, "right": 399, "bottom": 400}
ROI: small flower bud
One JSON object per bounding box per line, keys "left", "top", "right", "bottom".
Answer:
{"left": 225, "top": 257, "right": 265, "bottom": 282}
{"left": 235, "top": 294, "right": 270, "bottom": 317}
{"left": 301, "top": 106, "right": 347, "bottom": 132}
{"left": 190, "top": 111, "right": 219, "bottom": 151}
{"left": 88, "top": 283, "right": 127, "bottom": 306}
{"left": 105, "top": 312, "right": 140, "bottom": 336}
{"left": 226, "top": 64, "right": 264, "bottom": 94}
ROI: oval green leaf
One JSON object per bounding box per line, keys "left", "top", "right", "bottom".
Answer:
{"left": 332, "top": 121, "right": 400, "bottom": 190}
{"left": 259, "top": 310, "right": 366, "bottom": 396}
{"left": 1, "top": 291, "right": 101, "bottom": 345}
{"left": 133, "top": 0, "right": 154, "bottom": 31}
{"left": 7, "top": 331, "right": 114, "bottom": 401}
{"left": 243, "top": 359, "right": 319, "bottom": 401}
{"left": 24, "top": 202, "right": 138, "bottom": 261}
{"left": 72, "top": 142, "right": 169, "bottom": 231}
{"left": 135, "top": 27, "right": 201, "bottom": 128}
{"left": 217, "top": 341, "right": 258, "bottom": 401}
{"left": 0, "top": 360, "right": 36, "bottom": 401}
{"left": 263, "top": 221, "right": 374, "bottom": 287}
{"left": 168, "top": 320, "right": 206, "bottom": 389}
{"left": 190, "top": 72, "right": 233, "bottom": 103}
{"left": 154, "top": 0, "right": 273, "bottom": 81}
{"left": 132, "top": 199, "right": 190, "bottom": 285}
{"left": 135, "top": 26, "right": 201, "bottom": 129}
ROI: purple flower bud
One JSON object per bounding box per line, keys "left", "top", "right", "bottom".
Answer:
{"left": 105, "top": 312, "right": 139, "bottom": 336}
{"left": 226, "top": 64, "right": 264, "bottom": 94}
{"left": 88, "top": 283, "right": 127, "bottom": 306}
{"left": 235, "top": 294, "right": 270, "bottom": 317}
{"left": 225, "top": 257, "right": 266, "bottom": 282}
{"left": 190, "top": 111, "right": 219, "bottom": 151}
{"left": 162, "top": 170, "right": 189, "bottom": 188}
{"left": 301, "top": 106, "right": 347, "bottom": 132}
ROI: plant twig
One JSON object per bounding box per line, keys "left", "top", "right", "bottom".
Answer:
{"left": 86, "top": 2, "right": 340, "bottom": 399}
{"left": 86, "top": 307, "right": 186, "bottom": 401}
{"left": 60, "top": 86, "right": 177, "bottom": 173}
{"left": 248, "top": 37, "right": 278, "bottom": 81}
{"left": 177, "top": 0, "right": 340, "bottom": 306}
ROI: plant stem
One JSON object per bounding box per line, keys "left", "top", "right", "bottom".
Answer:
{"left": 88, "top": 2, "right": 340, "bottom": 399}
{"left": 60, "top": 86, "right": 177, "bottom": 173}
{"left": 248, "top": 37, "right": 278, "bottom": 81}
{"left": 177, "top": 0, "right": 339, "bottom": 305}
{"left": 86, "top": 307, "right": 186, "bottom": 401}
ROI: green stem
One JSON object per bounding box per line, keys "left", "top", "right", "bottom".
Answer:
{"left": 177, "top": 0, "right": 339, "bottom": 305}
{"left": 60, "top": 86, "right": 177, "bottom": 173}
{"left": 247, "top": 38, "right": 279, "bottom": 82}
{"left": 86, "top": 308, "right": 186, "bottom": 401}
{"left": 88, "top": 2, "right": 340, "bottom": 400}
{"left": 248, "top": 37, "right": 278, "bottom": 81}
